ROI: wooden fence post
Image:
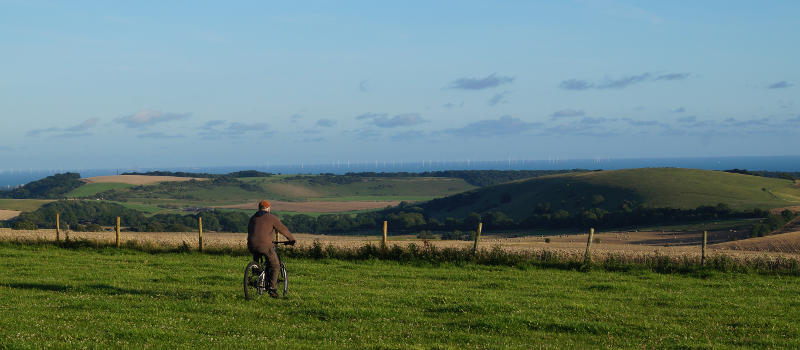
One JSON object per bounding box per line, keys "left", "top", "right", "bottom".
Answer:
{"left": 701, "top": 230, "right": 707, "bottom": 267}
{"left": 584, "top": 227, "right": 595, "bottom": 265}
{"left": 56, "top": 213, "right": 60, "bottom": 242}
{"left": 115, "top": 216, "right": 120, "bottom": 248}
{"left": 382, "top": 221, "right": 388, "bottom": 247}
{"left": 472, "top": 222, "right": 483, "bottom": 256}
{"left": 198, "top": 217, "right": 204, "bottom": 252}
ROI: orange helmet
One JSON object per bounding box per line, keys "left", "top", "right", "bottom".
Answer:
{"left": 258, "top": 200, "right": 270, "bottom": 209}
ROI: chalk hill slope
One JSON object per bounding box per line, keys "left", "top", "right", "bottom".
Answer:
{"left": 420, "top": 168, "right": 800, "bottom": 220}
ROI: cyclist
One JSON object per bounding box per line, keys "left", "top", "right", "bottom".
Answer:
{"left": 247, "top": 200, "right": 296, "bottom": 298}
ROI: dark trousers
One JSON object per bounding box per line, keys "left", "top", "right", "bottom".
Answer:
{"left": 253, "top": 246, "right": 280, "bottom": 290}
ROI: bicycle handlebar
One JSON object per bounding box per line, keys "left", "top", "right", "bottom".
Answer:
{"left": 273, "top": 241, "right": 294, "bottom": 245}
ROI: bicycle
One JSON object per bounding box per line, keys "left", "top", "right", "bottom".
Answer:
{"left": 243, "top": 241, "right": 291, "bottom": 300}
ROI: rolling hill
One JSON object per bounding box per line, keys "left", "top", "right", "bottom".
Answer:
{"left": 420, "top": 168, "right": 800, "bottom": 221}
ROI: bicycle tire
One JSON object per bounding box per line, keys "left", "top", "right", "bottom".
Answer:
{"left": 279, "top": 261, "right": 288, "bottom": 297}
{"left": 243, "top": 261, "right": 263, "bottom": 301}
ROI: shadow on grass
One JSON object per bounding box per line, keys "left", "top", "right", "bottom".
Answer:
{"left": 7, "top": 282, "right": 70, "bottom": 292}
{"left": 86, "top": 283, "right": 215, "bottom": 300}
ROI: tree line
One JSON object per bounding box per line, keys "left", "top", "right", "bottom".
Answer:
{"left": 2, "top": 199, "right": 778, "bottom": 236}
{"left": 724, "top": 169, "right": 800, "bottom": 181}
{"left": 0, "top": 173, "right": 83, "bottom": 199}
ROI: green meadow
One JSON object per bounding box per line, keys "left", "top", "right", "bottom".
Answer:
{"left": 1, "top": 243, "right": 798, "bottom": 348}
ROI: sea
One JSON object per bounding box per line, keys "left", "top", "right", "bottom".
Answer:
{"left": 2, "top": 155, "right": 800, "bottom": 190}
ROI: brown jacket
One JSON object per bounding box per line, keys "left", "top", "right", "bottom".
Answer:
{"left": 247, "top": 210, "right": 295, "bottom": 254}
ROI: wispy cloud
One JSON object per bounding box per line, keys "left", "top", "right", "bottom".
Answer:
{"left": 768, "top": 81, "right": 793, "bottom": 89}
{"left": 290, "top": 114, "right": 303, "bottom": 123}
{"left": 580, "top": 117, "right": 608, "bottom": 125}
{"left": 373, "top": 113, "right": 425, "bottom": 128}
{"left": 598, "top": 73, "right": 652, "bottom": 89}
{"left": 27, "top": 118, "right": 100, "bottom": 137}
{"left": 65, "top": 118, "right": 99, "bottom": 132}
{"left": 359, "top": 80, "right": 369, "bottom": 92}
{"left": 357, "top": 113, "right": 425, "bottom": 128}
{"left": 442, "top": 102, "right": 464, "bottom": 109}
{"left": 488, "top": 91, "right": 511, "bottom": 106}
{"left": 559, "top": 72, "right": 690, "bottom": 90}
{"left": 677, "top": 116, "right": 697, "bottom": 123}
{"left": 198, "top": 120, "right": 271, "bottom": 139}
{"left": 559, "top": 79, "right": 593, "bottom": 91}
{"left": 655, "top": 73, "right": 690, "bottom": 81}
{"left": 444, "top": 115, "right": 540, "bottom": 137}
{"left": 448, "top": 73, "right": 514, "bottom": 90}
{"left": 355, "top": 112, "right": 387, "bottom": 120}
{"left": 26, "top": 127, "right": 60, "bottom": 137}
{"left": 670, "top": 107, "right": 686, "bottom": 113}
{"left": 201, "top": 120, "right": 226, "bottom": 128}
{"left": 137, "top": 132, "right": 184, "bottom": 139}
{"left": 623, "top": 118, "right": 664, "bottom": 127}
{"left": 115, "top": 110, "right": 190, "bottom": 128}
{"left": 550, "top": 109, "right": 586, "bottom": 119}
{"left": 316, "top": 119, "right": 337, "bottom": 128}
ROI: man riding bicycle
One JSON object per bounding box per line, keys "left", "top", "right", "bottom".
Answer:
{"left": 247, "top": 200, "right": 296, "bottom": 298}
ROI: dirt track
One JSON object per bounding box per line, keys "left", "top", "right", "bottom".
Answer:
{"left": 3, "top": 228, "right": 798, "bottom": 258}
{"left": 215, "top": 200, "right": 402, "bottom": 213}
{"left": 82, "top": 175, "right": 208, "bottom": 185}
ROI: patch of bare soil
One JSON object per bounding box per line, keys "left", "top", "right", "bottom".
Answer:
{"left": 82, "top": 175, "right": 208, "bottom": 185}
{"left": 215, "top": 200, "right": 401, "bottom": 213}
{"left": 0, "top": 210, "right": 21, "bottom": 220}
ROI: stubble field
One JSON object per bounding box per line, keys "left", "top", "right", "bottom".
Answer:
{"left": 3, "top": 227, "right": 799, "bottom": 259}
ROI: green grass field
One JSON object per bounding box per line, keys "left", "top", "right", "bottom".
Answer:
{"left": 1, "top": 243, "right": 798, "bottom": 348}
{"left": 0, "top": 198, "right": 53, "bottom": 212}
{"left": 65, "top": 182, "right": 135, "bottom": 198}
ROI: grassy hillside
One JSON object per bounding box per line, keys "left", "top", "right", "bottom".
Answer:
{"left": 1, "top": 244, "right": 798, "bottom": 348}
{"left": 65, "top": 182, "right": 134, "bottom": 198}
{"left": 422, "top": 168, "right": 800, "bottom": 220}
{"left": 88, "top": 176, "right": 476, "bottom": 210}
{"left": 242, "top": 176, "right": 475, "bottom": 201}
{"left": 0, "top": 199, "right": 53, "bottom": 212}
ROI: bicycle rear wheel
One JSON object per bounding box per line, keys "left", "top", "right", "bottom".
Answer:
{"left": 243, "top": 261, "right": 264, "bottom": 301}
{"left": 279, "top": 261, "right": 288, "bottom": 297}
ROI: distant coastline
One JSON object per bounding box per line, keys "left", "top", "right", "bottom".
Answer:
{"left": 2, "top": 155, "right": 800, "bottom": 189}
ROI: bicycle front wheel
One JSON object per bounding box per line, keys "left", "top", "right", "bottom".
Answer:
{"left": 243, "top": 262, "right": 263, "bottom": 301}
{"left": 279, "top": 261, "right": 288, "bottom": 297}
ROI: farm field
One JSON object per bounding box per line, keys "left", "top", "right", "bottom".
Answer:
{"left": 3, "top": 226, "right": 800, "bottom": 257}
{"left": 214, "top": 200, "right": 401, "bottom": 213}
{"left": 66, "top": 175, "right": 474, "bottom": 215}
{"left": 0, "top": 198, "right": 53, "bottom": 212}
{"left": 0, "top": 210, "right": 20, "bottom": 220}
{"left": 1, "top": 243, "right": 798, "bottom": 348}
{"left": 65, "top": 182, "right": 134, "bottom": 198}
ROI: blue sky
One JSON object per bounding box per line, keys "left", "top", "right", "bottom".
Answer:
{"left": 1, "top": 1, "right": 798, "bottom": 170}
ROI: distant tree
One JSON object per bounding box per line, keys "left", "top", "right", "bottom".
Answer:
{"left": 1, "top": 173, "right": 83, "bottom": 199}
